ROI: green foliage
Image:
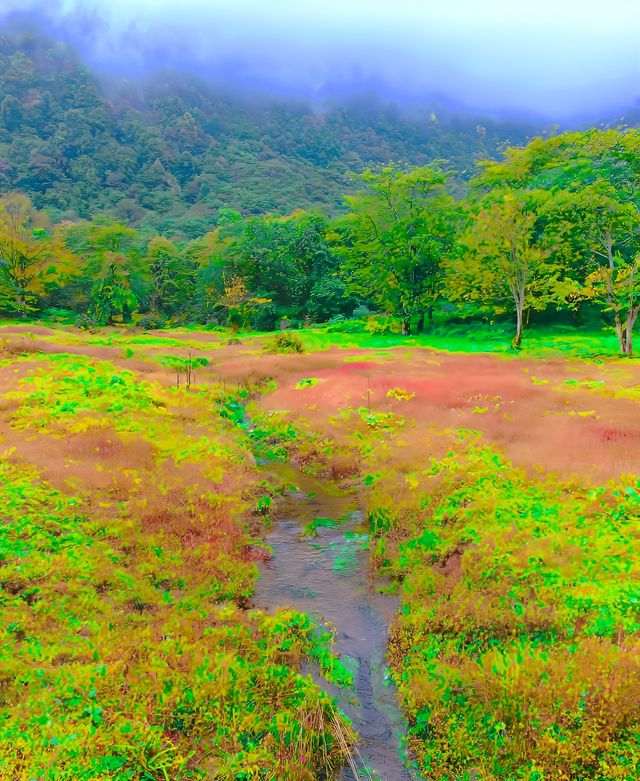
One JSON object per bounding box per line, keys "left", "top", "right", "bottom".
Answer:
{"left": 303, "top": 517, "right": 340, "bottom": 537}
{"left": 338, "top": 165, "right": 458, "bottom": 334}
{"left": 247, "top": 405, "right": 338, "bottom": 473}
{"left": 452, "top": 188, "right": 562, "bottom": 348}
{"left": 0, "top": 32, "right": 528, "bottom": 236}
{"left": 473, "top": 129, "right": 640, "bottom": 353}
{"left": 296, "top": 377, "right": 320, "bottom": 388}
{"left": 363, "top": 432, "right": 640, "bottom": 779}
{"left": 87, "top": 258, "right": 139, "bottom": 325}
{"left": 264, "top": 331, "right": 305, "bottom": 354}
{"left": 0, "top": 193, "right": 74, "bottom": 315}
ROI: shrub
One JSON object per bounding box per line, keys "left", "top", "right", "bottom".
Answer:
{"left": 75, "top": 313, "right": 97, "bottom": 331}
{"left": 250, "top": 303, "right": 278, "bottom": 331}
{"left": 137, "top": 313, "right": 166, "bottom": 330}
{"left": 364, "top": 315, "right": 402, "bottom": 334}
{"left": 264, "top": 331, "right": 305, "bottom": 353}
{"left": 326, "top": 318, "right": 365, "bottom": 333}
{"left": 352, "top": 304, "right": 372, "bottom": 319}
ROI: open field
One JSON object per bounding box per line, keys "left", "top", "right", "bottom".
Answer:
{"left": 0, "top": 325, "right": 355, "bottom": 780}
{"left": 1, "top": 322, "right": 639, "bottom": 780}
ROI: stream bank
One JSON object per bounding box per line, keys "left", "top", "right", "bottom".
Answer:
{"left": 253, "top": 461, "right": 418, "bottom": 781}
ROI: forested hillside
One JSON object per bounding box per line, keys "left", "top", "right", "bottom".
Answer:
{"left": 0, "top": 27, "right": 536, "bottom": 237}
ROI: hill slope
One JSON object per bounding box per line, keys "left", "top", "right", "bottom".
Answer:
{"left": 0, "top": 27, "right": 537, "bottom": 237}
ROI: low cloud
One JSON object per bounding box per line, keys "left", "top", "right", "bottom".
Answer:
{"left": 1, "top": 0, "right": 639, "bottom": 119}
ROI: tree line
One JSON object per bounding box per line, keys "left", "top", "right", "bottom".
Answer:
{"left": 2, "top": 128, "right": 640, "bottom": 354}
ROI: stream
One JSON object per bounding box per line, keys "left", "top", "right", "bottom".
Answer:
{"left": 253, "top": 461, "right": 417, "bottom": 781}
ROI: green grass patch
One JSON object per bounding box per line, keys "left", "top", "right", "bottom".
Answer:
{"left": 363, "top": 431, "right": 640, "bottom": 780}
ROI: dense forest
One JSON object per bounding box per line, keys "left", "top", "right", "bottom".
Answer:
{"left": 3, "top": 124, "right": 640, "bottom": 353}
{"left": 0, "top": 27, "right": 536, "bottom": 237}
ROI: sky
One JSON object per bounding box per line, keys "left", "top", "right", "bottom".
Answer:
{"left": 1, "top": 0, "right": 639, "bottom": 119}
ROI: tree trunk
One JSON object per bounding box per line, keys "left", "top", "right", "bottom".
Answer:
{"left": 623, "top": 311, "right": 638, "bottom": 356}
{"left": 402, "top": 317, "right": 411, "bottom": 335}
{"left": 614, "top": 313, "right": 626, "bottom": 354}
{"left": 571, "top": 302, "right": 583, "bottom": 326}
{"left": 512, "top": 301, "right": 524, "bottom": 349}
{"left": 417, "top": 312, "right": 425, "bottom": 333}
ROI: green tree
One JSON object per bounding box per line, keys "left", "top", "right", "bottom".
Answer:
{"left": 0, "top": 95, "right": 22, "bottom": 132}
{"left": 87, "top": 255, "right": 139, "bottom": 325}
{"left": 217, "top": 273, "right": 271, "bottom": 331}
{"left": 338, "top": 165, "right": 457, "bottom": 334}
{"left": 0, "top": 193, "right": 72, "bottom": 316}
{"left": 216, "top": 211, "right": 344, "bottom": 325}
{"left": 63, "top": 219, "right": 146, "bottom": 323}
{"left": 576, "top": 187, "right": 640, "bottom": 354}
{"left": 452, "top": 189, "right": 558, "bottom": 348}
{"left": 147, "top": 236, "right": 197, "bottom": 321}
{"left": 479, "top": 129, "right": 640, "bottom": 353}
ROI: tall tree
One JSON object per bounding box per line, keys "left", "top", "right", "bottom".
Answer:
{"left": 147, "top": 236, "right": 197, "bottom": 321}
{"left": 452, "top": 189, "right": 558, "bottom": 348}
{"left": 575, "top": 186, "right": 640, "bottom": 354}
{"left": 0, "top": 194, "right": 72, "bottom": 316}
{"left": 480, "top": 129, "right": 640, "bottom": 353}
{"left": 338, "top": 165, "right": 457, "bottom": 334}
{"left": 63, "top": 219, "right": 146, "bottom": 324}
{"left": 87, "top": 255, "right": 139, "bottom": 325}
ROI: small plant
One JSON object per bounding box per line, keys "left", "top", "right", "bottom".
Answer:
{"left": 75, "top": 313, "right": 97, "bottom": 331}
{"left": 386, "top": 387, "right": 415, "bottom": 401}
{"left": 265, "top": 331, "right": 305, "bottom": 353}
{"left": 303, "top": 516, "right": 339, "bottom": 537}
{"left": 296, "top": 377, "right": 319, "bottom": 389}
{"left": 364, "top": 315, "right": 402, "bottom": 334}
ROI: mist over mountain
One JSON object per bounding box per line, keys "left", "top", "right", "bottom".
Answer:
{"left": 0, "top": 20, "right": 546, "bottom": 238}
{"left": 2, "top": 0, "right": 640, "bottom": 120}
{"left": 2, "top": 2, "right": 640, "bottom": 237}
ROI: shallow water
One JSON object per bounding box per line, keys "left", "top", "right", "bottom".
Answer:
{"left": 253, "top": 462, "right": 418, "bottom": 781}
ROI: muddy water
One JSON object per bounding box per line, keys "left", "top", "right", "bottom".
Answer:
{"left": 253, "top": 462, "right": 418, "bottom": 781}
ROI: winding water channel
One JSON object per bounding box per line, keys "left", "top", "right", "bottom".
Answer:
{"left": 253, "top": 462, "right": 418, "bottom": 781}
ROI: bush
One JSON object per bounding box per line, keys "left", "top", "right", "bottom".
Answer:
{"left": 364, "top": 315, "right": 402, "bottom": 334}
{"left": 43, "top": 307, "right": 76, "bottom": 324}
{"left": 137, "top": 313, "right": 167, "bottom": 331}
{"left": 326, "top": 317, "right": 365, "bottom": 334}
{"left": 352, "top": 304, "right": 372, "bottom": 319}
{"left": 251, "top": 303, "right": 279, "bottom": 332}
{"left": 264, "top": 331, "right": 305, "bottom": 353}
{"left": 75, "top": 313, "right": 97, "bottom": 331}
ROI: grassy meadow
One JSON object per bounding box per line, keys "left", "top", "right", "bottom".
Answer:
{"left": 1, "top": 320, "right": 639, "bottom": 780}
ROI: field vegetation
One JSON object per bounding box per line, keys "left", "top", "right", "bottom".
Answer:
{"left": 0, "top": 335, "right": 356, "bottom": 780}
{"left": 1, "top": 321, "right": 639, "bottom": 778}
